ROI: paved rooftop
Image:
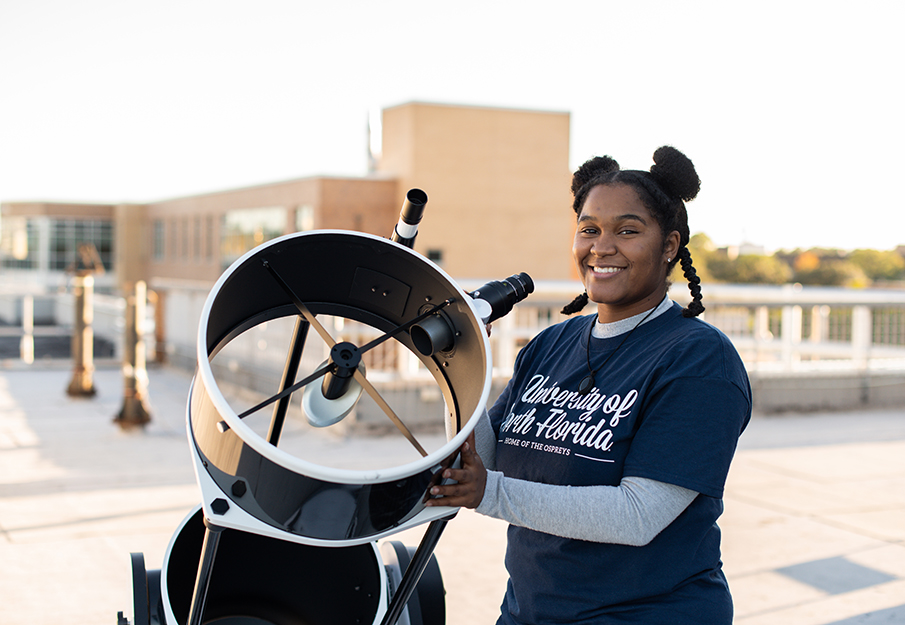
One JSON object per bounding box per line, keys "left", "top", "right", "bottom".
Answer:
{"left": 0, "top": 364, "right": 903, "bottom": 625}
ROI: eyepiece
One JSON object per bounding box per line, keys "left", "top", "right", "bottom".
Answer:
{"left": 470, "top": 272, "right": 535, "bottom": 324}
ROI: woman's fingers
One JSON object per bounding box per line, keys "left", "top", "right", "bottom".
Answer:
{"left": 426, "top": 432, "right": 487, "bottom": 509}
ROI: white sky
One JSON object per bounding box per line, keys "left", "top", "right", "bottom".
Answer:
{"left": 1, "top": 0, "right": 902, "bottom": 252}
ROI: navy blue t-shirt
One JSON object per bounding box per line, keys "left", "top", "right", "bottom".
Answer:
{"left": 488, "top": 303, "right": 751, "bottom": 624}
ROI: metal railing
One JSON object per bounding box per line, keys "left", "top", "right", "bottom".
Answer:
{"left": 2, "top": 282, "right": 904, "bottom": 378}
{"left": 149, "top": 280, "right": 905, "bottom": 381}
{"left": 671, "top": 284, "right": 905, "bottom": 374}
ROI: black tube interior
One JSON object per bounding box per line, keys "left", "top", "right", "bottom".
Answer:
{"left": 165, "top": 510, "right": 382, "bottom": 625}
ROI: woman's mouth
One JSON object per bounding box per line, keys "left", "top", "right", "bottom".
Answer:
{"left": 590, "top": 266, "right": 623, "bottom": 276}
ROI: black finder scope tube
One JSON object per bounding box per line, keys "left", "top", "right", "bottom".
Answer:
{"left": 390, "top": 188, "right": 428, "bottom": 249}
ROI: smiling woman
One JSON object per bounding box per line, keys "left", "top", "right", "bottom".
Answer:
{"left": 572, "top": 184, "right": 679, "bottom": 322}
{"left": 426, "top": 146, "right": 752, "bottom": 625}
{"left": 563, "top": 146, "right": 704, "bottom": 321}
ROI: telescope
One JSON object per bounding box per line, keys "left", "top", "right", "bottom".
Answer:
{"left": 120, "top": 190, "right": 534, "bottom": 625}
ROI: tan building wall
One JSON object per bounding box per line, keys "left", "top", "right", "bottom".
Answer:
{"left": 143, "top": 176, "right": 399, "bottom": 283}
{"left": 316, "top": 177, "right": 398, "bottom": 232}
{"left": 114, "top": 203, "right": 148, "bottom": 288}
{"left": 378, "top": 102, "right": 576, "bottom": 281}
{"left": 0, "top": 202, "right": 115, "bottom": 220}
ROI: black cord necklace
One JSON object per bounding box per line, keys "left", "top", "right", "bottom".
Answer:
{"left": 577, "top": 306, "right": 658, "bottom": 396}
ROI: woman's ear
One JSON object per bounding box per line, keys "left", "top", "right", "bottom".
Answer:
{"left": 664, "top": 230, "right": 681, "bottom": 263}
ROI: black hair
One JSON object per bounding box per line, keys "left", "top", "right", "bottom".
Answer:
{"left": 561, "top": 146, "right": 705, "bottom": 318}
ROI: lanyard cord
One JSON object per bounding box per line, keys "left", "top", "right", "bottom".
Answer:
{"left": 578, "top": 306, "right": 657, "bottom": 396}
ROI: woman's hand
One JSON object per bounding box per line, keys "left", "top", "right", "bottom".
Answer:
{"left": 425, "top": 431, "right": 487, "bottom": 509}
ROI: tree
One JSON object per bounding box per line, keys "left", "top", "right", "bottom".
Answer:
{"left": 847, "top": 249, "right": 905, "bottom": 281}
{"left": 709, "top": 254, "right": 792, "bottom": 284}
{"left": 794, "top": 258, "right": 867, "bottom": 286}
{"left": 686, "top": 232, "right": 715, "bottom": 282}
{"left": 793, "top": 251, "right": 820, "bottom": 273}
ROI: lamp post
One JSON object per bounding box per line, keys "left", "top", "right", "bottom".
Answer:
{"left": 114, "top": 280, "right": 152, "bottom": 429}
{"left": 66, "top": 271, "right": 97, "bottom": 397}
{"left": 66, "top": 242, "right": 104, "bottom": 398}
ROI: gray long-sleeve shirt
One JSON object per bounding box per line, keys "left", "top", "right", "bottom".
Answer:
{"left": 472, "top": 298, "right": 698, "bottom": 546}
{"left": 473, "top": 409, "right": 697, "bottom": 546}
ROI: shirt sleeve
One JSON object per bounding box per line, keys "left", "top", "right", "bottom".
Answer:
{"left": 473, "top": 408, "right": 497, "bottom": 471}
{"left": 475, "top": 472, "right": 697, "bottom": 546}
{"left": 624, "top": 377, "right": 749, "bottom": 498}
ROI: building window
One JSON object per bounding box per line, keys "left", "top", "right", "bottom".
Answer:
{"left": 181, "top": 217, "right": 189, "bottom": 260}
{"left": 193, "top": 216, "right": 202, "bottom": 261}
{"left": 168, "top": 219, "right": 178, "bottom": 260}
{"left": 296, "top": 205, "right": 314, "bottom": 232}
{"left": 152, "top": 220, "right": 165, "bottom": 261}
{"left": 427, "top": 249, "right": 444, "bottom": 266}
{"left": 205, "top": 215, "right": 214, "bottom": 262}
{"left": 0, "top": 217, "right": 38, "bottom": 269}
{"left": 220, "top": 207, "right": 287, "bottom": 270}
{"left": 48, "top": 219, "right": 113, "bottom": 271}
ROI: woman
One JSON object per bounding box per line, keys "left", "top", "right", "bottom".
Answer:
{"left": 426, "top": 146, "right": 752, "bottom": 623}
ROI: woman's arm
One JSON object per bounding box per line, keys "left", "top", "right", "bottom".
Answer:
{"left": 476, "top": 472, "right": 697, "bottom": 546}
{"left": 473, "top": 408, "right": 496, "bottom": 470}
{"left": 427, "top": 411, "right": 698, "bottom": 546}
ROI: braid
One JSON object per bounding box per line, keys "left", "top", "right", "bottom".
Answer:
{"left": 561, "top": 291, "right": 589, "bottom": 315}
{"left": 679, "top": 247, "right": 705, "bottom": 317}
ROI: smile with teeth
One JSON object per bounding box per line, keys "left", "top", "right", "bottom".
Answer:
{"left": 590, "top": 266, "right": 623, "bottom": 275}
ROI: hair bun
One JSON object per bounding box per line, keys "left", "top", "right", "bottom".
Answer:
{"left": 649, "top": 146, "right": 700, "bottom": 202}
{"left": 571, "top": 156, "right": 619, "bottom": 197}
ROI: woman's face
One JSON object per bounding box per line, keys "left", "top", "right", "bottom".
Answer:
{"left": 572, "top": 183, "right": 679, "bottom": 323}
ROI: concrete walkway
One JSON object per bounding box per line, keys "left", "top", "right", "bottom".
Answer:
{"left": 0, "top": 364, "right": 902, "bottom": 625}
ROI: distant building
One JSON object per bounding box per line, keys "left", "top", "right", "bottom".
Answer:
{"left": 0, "top": 201, "right": 117, "bottom": 290}
{"left": 1, "top": 102, "right": 574, "bottom": 296}
{"left": 722, "top": 242, "right": 767, "bottom": 260}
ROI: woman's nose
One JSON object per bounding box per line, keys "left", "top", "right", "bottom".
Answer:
{"left": 590, "top": 235, "right": 616, "bottom": 256}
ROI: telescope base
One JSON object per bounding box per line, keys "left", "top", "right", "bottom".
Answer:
{"left": 124, "top": 507, "right": 444, "bottom": 625}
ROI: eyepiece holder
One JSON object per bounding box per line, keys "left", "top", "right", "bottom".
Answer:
{"left": 410, "top": 311, "right": 456, "bottom": 357}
